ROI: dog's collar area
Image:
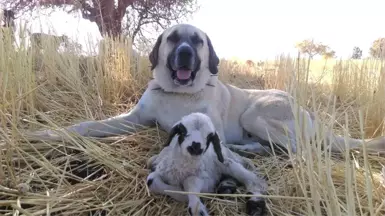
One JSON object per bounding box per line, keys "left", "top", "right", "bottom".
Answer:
{"left": 151, "top": 80, "right": 215, "bottom": 91}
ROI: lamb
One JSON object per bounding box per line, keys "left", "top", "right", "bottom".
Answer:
{"left": 146, "top": 112, "right": 268, "bottom": 216}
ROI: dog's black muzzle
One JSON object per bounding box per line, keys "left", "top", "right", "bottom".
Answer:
{"left": 175, "top": 43, "right": 195, "bottom": 70}
{"left": 167, "top": 42, "right": 201, "bottom": 85}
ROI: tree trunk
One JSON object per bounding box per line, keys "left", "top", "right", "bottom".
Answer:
{"left": 95, "top": 16, "right": 122, "bottom": 38}
{"left": 40, "top": 0, "right": 133, "bottom": 38}
{"left": 93, "top": 0, "right": 124, "bottom": 39}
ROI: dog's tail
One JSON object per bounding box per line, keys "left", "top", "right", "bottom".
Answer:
{"left": 326, "top": 131, "right": 385, "bottom": 154}
{"left": 302, "top": 108, "right": 385, "bottom": 154}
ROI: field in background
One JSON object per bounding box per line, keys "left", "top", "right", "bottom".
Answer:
{"left": 0, "top": 26, "right": 385, "bottom": 216}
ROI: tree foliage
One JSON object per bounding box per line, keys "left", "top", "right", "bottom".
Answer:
{"left": 295, "top": 39, "right": 335, "bottom": 59}
{"left": 1, "top": 0, "right": 198, "bottom": 44}
{"left": 351, "top": 46, "right": 363, "bottom": 59}
{"left": 322, "top": 50, "right": 336, "bottom": 60}
{"left": 123, "top": 0, "right": 197, "bottom": 51}
{"left": 369, "top": 38, "right": 385, "bottom": 59}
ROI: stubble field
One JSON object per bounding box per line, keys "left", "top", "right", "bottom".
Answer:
{"left": 0, "top": 27, "right": 385, "bottom": 216}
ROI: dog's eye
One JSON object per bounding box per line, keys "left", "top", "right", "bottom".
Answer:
{"left": 190, "top": 35, "right": 203, "bottom": 45}
{"left": 167, "top": 32, "right": 180, "bottom": 43}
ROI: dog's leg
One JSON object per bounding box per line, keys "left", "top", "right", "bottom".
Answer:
{"left": 239, "top": 107, "right": 301, "bottom": 155}
{"left": 239, "top": 106, "right": 385, "bottom": 155}
{"left": 225, "top": 130, "right": 274, "bottom": 156}
{"left": 183, "top": 176, "right": 209, "bottom": 216}
{"left": 25, "top": 102, "right": 155, "bottom": 141}
{"left": 226, "top": 143, "right": 272, "bottom": 155}
{"left": 222, "top": 159, "right": 268, "bottom": 216}
{"left": 146, "top": 172, "right": 188, "bottom": 202}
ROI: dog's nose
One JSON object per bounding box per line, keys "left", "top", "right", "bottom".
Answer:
{"left": 178, "top": 46, "right": 193, "bottom": 59}
{"left": 176, "top": 44, "right": 194, "bottom": 67}
{"left": 187, "top": 141, "right": 203, "bottom": 155}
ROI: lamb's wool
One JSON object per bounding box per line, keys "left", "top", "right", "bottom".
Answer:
{"left": 146, "top": 113, "right": 268, "bottom": 216}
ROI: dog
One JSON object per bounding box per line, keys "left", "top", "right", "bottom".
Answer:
{"left": 25, "top": 23, "right": 385, "bottom": 194}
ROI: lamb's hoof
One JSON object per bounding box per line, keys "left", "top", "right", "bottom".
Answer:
{"left": 149, "top": 164, "right": 156, "bottom": 172}
{"left": 246, "top": 199, "right": 267, "bottom": 216}
{"left": 146, "top": 172, "right": 156, "bottom": 189}
{"left": 216, "top": 178, "right": 238, "bottom": 194}
{"left": 188, "top": 202, "right": 209, "bottom": 216}
{"left": 146, "top": 155, "right": 158, "bottom": 170}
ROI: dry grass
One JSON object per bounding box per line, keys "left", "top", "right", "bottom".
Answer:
{"left": 0, "top": 24, "right": 385, "bottom": 216}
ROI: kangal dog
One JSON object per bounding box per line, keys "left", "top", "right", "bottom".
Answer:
{"left": 26, "top": 23, "right": 385, "bottom": 194}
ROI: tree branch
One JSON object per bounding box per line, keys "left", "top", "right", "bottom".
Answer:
{"left": 38, "top": 0, "right": 76, "bottom": 5}
{"left": 5, "top": 0, "right": 198, "bottom": 42}
{"left": 117, "top": 0, "right": 136, "bottom": 20}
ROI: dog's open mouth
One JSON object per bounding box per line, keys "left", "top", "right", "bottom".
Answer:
{"left": 176, "top": 69, "right": 192, "bottom": 80}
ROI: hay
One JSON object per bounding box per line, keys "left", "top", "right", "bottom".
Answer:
{"left": 1, "top": 26, "right": 385, "bottom": 216}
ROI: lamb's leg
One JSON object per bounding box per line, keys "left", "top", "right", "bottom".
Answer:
{"left": 146, "top": 155, "right": 158, "bottom": 172}
{"left": 146, "top": 172, "right": 188, "bottom": 202}
{"left": 216, "top": 147, "right": 263, "bottom": 196}
{"left": 183, "top": 176, "right": 209, "bottom": 216}
{"left": 223, "top": 159, "right": 268, "bottom": 216}
{"left": 216, "top": 175, "right": 239, "bottom": 195}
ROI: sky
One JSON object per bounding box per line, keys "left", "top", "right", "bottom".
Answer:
{"left": 15, "top": 0, "right": 385, "bottom": 61}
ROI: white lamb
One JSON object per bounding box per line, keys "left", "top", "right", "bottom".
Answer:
{"left": 146, "top": 112, "right": 268, "bottom": 216}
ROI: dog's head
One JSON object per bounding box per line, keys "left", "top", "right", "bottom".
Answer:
{"left": 149, "top": 24, "right": 220, "bottom": 93}
{"left": 164, "top": 112, "right": 224, "bottom": 163}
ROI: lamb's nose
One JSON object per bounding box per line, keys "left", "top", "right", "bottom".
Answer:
{"left": 188, "top": 142, "right": 202, "bottom": 155}
{"left": 191, "top": 141, "right": 201, "bottom": 150}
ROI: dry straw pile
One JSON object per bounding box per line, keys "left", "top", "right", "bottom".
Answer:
{"left": 0, "top": 25, "right": 385, "bottom": 216}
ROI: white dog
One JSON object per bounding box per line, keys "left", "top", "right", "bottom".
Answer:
{"left": 26, "top": 23, "right": 385, "bottom": 194}
{"left": 147, "top": 112, "right": 267, "bottom": 216}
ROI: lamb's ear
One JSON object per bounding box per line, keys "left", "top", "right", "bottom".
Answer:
{"left": 207, "top": 132, "right": 224, "bottom": 163}
{"left": 206, "top": 34, "right": 219, "bottom": 75}
{"left": 149, "top": 33, "right": 163, "bottom": 70}
{"left": 164, "top": 123, "right": 186, "bottom": 147}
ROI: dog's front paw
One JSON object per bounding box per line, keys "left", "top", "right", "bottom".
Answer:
{"left": 23, "top": 129, "right": 60, "bottom": 141}
{"left": 188, "top": 201, "right": 209, "bottom": 216}
{"left": 246, "top": 198, "right": 267, "bottom": 216}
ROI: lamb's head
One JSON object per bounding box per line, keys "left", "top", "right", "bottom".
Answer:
{"left": 164, "top": 112, "right": 224, "bottom": 163}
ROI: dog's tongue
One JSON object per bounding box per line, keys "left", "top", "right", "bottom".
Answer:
{"left": 176, "top": 69, "right": 192, "bottom": 80}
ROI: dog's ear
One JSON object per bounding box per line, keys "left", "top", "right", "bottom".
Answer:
{"left": 207, "top": 132, "right": 224, "bottom": 163}
{"left": 164, "top": 123, "right": 187, "bottom": 147}
{"left": 149, "top": 33, "right": 163, "bottom": 70}
{"left": 205, "top": 34, "right": 220, "bottom": 75}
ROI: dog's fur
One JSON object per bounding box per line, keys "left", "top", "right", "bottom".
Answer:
{"left": 26, "top": 24, "right": 385, "bottom": 196}
{"left": 27, "top": 23, "right": 385, "bottom": 155}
